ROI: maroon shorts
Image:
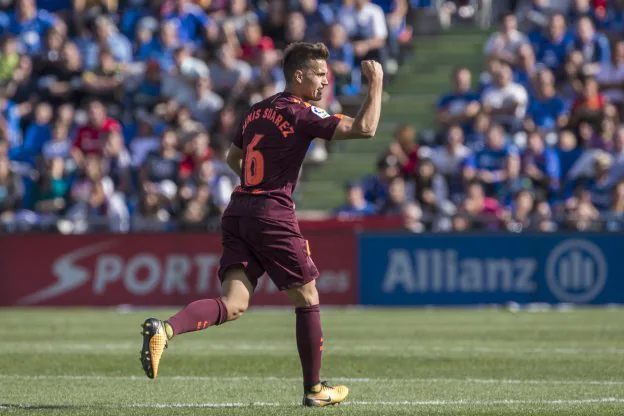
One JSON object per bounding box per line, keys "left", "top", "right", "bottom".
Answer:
{"left": 218, "top": 215, "right": 319, "bottom": 291}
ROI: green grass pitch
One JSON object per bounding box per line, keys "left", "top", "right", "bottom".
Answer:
{"left": 0, "top": 307, "right": 623, "bottom": 415}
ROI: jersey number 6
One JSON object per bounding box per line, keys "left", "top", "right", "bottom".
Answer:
{"left": 244, "top": 134, "right": 265, "bottom": 186}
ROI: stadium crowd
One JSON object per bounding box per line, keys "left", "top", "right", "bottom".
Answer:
{"left": 337, "top": 0, "right": 624, "bottom": 233}
{"left": 0, "top": 0, "right": 416, "bottom": 233}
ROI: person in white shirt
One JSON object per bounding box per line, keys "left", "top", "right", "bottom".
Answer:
{"left": 481, "top": 62, "right": 529, "bottom": 132}
{"left": 484, "top": 12, "right": 529, "bottom": 65}
{"left": 337, "top": 0, "right": 388, "bottom": 65}
{"left": 428, "top": 125, "right": 472, "bottom": 205}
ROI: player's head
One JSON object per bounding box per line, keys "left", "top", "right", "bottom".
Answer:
{"left": 283, "top": 42, "right": 330, "bottom": 102}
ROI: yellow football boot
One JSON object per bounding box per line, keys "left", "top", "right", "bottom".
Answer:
{"left": 139, "top": 318, "right": 168, "bottom": 379}
{"left": 302, "top": 381, "right": 349, "bottom": 407}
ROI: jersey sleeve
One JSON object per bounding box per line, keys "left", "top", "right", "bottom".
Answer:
{"left": 293, "top": 105, "right": 341, "bottom": 141}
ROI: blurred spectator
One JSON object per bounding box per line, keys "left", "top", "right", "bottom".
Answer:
{"left": 0, "top": 154, "right": 24, "bottom": 223}
{"left": 412, "top": 157, "right": 452, "bottom": 225}
{"left": 595, "top": 39, "right": 624, "bottom": 114}
{"left": 485, "top": 12, "right": 529, "bottom": 64}
{"left": 66, "top": 154, "right": 129, "bottom": 233}
{"left": 298, "top": 0, "right": 334, "bottom": 43}
{"left": 137, "top": 20, "right": 179, "bottom": 72}
{"left": 338, "top": 0, "right": 388, "bottom": 66}
{"left": 285, "top": 11, "right": 306, "bottom": 45}
{"left": 458, "top": 180, "right": 505, "bottom": 230}
{"left": 42, "top": 121, "right": 72, "bottom": 162}
{"left": 533, "top": 13, "right": 574, "bottom": 77}
{"left": 326, "top": 22, "right": 358, "bottom": 96}
{"left": 209, "top": 42, "right": 252, "bottom": 100}
{"left": 607, "top": 126, "right": 624, "bottom": 187}
{"left": 402, "top": 201, "right": 425, "bottom": 232}
{"left": 605, "top": 180, "right": 624, "bottom": 231}
{"left": 140, "top": 129, "right": 181, "bottom": 207}
{"left": 569, "top": 76, "right": 608, "bottom": 130}
{"left": 521, "top": 131, "right": 560, "bottom": 197}
{"left": 464, "top": 124, "right": 519, "bottom": 196}
{"left": 0, "top": 0, "right": 58, "bottom": 55}
{"left": 190, "top": 77, "right": 224, "bottom": 130}
{"left": 362, "top": 154, "right": 400, "bottom": 210}
{"left": 556, "top": 129, "right": 584, "bottom": 184}
{"left": 239, "top": 21, "right": 275, "bottom": 66}
{"left": 335, "top": 180, "right": 377, "bottom": 218}
{"left": 562, "top": 187, "right": 601, "bottom": 230}
{"left": 163, "top": 0, "right": 217, "bottom": 48}
{"left": 102, "top": 130, "right": 132, "bottom": 196}
{"left": 379, "top": 175, "right": 408, "bottom": 215}
{"left": 585, "top": 150, "right": 613, "bottom": 211}
{"left": 513, "top": 43, "right": 541, "bottom": 91}
{"left": 436, "top": 66, "right": 481, "bottom": 133}
{"left": 481, "top": 62, "right": 529, "bottom": 132}
{"left": 525, "top": 68, "right": 568, "bottom": 134}
{"left": 71, "top": 99, "right": 121, "bottom": 167}
{"left": 516, "top": 0, "right": 551, "bottom": 33}
{"left": 387, "top": 124, "right": 419, "bottom": 177}
{"left": 162, "top": 46, "right": 210, "bottom": 108}
{"left": 429, "top": 125, "right": 471, "bottom": 204}
{"left": 571, "top": 16, "right": 611, "bottom": 76}
{"left": 32, "top": 156, "right": 69, "bottom": 219}
{"left": 505, "top": 188, "right": 536, "bottom": 231}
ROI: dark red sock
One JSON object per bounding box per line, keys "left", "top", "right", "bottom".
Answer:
{"left": 167, "top": 298, "right": 228, "bottom": 336}
{"left": 295, "top": 305, "right": 323, "bottom": 390}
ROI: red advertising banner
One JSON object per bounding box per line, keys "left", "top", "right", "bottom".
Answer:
{"left": 0, "top": 232, "right": 357, "bottom": 306}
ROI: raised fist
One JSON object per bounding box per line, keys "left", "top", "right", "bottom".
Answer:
{"left": 361, "top": 60, "right": 383, "bottom": 82}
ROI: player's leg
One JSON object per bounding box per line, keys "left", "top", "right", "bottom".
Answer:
{"left": 285, "top": 280, "right": 349, "bottom": 407}
{"left": 140, "top": 217, "right": 262, "bottom": 379}
{"left": 139, "top": 268, "right": 254, "bottom": 379}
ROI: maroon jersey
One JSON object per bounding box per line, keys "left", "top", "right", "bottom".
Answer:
{"left": 224, "top": 92, "right": 342, "bottom": 218}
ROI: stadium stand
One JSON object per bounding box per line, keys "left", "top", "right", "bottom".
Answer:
{"left": 0, "top": 0, "right": 622, "bottom": 233}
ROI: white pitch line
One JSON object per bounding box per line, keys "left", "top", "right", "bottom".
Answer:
{"left": 0, "top": 374, "right": 623, "bottom": 386}
{"left": 2, "top": 398, "right": 623, "bottom": 409}
{"left": 1, "top": 342, "right": 623, "bottom": 356}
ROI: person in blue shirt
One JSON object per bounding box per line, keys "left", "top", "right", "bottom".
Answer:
{"left": 513, "top": 43, "right": 544, "bottom": 94}
{"left": 572, "top": 16, "right": 611, "bottom": 73}
{"left": 326, "top": 22, "right": 358, "bottom": 96}
{"left": 521, "top": 131, "right": 560, "bottom": 197}
{"left": 464, "top": 123, "right": 518, "bottom": 196}
{"left": 164, "top": 0, "right": 216, "bottom": 48}
{"left": 436, "top": 66, "right": 481, "bottom": 135}
{"left": 298, "top": 0, "right": 334, "bottom": 43}
{"left": 9, "top": 102, "right": 53, "bottom": 165}
{"left": 525, "top": 68, "right": 568, "bottom": 133}
{"left": 137, "top": 20, "right": 179, "bottom": 72}
{"left": 361, "top": 155, "right": 400, "bottom": 209}
{"left": 586, "top": 152, "right": 614, "bottom": 212}
{"left": 534, "top": 13, "right": 574, "bottom": 78}
{"left": 334, "top": 180, "right": 377, "bottom": 218}
{"left": 0, "top": 98, "right": 22, "bottom": 149}
{"left": 0, "top": 0, "right": 57, "bottom": 55}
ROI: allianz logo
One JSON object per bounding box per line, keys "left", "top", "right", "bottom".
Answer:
{"left": 382, "top": 249, "right": 537, "bottom": 294}
{"left": 382, "top": 239, "right": 608, "bottom": 302}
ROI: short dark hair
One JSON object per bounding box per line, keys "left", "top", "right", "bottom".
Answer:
{"left": 283, "top": 42, "right": 329, "bottom": 82}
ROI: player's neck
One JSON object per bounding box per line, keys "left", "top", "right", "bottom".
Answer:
{"left": 283, "top": 87, "right": 307, "bottom": 103}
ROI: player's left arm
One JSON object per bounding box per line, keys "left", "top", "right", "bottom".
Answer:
{"left": 226, "top": 144, "right": 243, "bottom": 176}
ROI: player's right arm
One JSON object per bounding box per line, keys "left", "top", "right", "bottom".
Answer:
{"left": 226, "top": 144, "right": 243, "bottom": 177}
{"left": 332, "top": 60, "right": 384, "bottom": 141}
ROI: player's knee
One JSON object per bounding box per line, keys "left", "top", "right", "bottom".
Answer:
{"left": 222, "top": 298, "right": 248, "bottom": 322}
{"left": 287, "top": 281, "right": 319, "bottom": 308}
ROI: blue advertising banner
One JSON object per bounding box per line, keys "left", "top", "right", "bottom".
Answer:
{"left": 358, "top": 233, "right": 624, "bottom": 305}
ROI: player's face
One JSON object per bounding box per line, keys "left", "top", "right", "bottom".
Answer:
{"left": 299, "top": 60, "right": 329, "bottom": 102}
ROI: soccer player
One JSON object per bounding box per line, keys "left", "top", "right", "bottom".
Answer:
{"left": 139, "top": 42, "right": 383, "bottom": 407}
